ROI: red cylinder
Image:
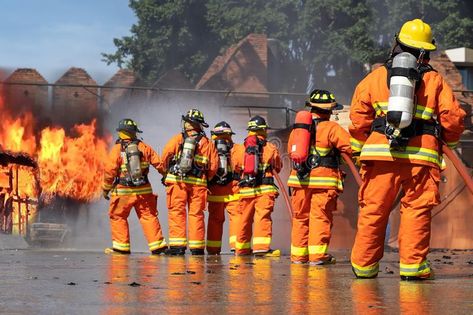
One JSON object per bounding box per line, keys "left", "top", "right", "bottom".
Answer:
{"left": 243, "top": 135, "right": 259, "bottom": 176}
{"left": 290, "top": 111, "right": 313, "bottom": 164}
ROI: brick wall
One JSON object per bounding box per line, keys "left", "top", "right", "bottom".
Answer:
{"left": 102, "top": 69, "right": 138, "bottom": 111}
{"left": 430, "top": 52, "right": 473, "bottom": 130}
{"left": 4, "top": 69, "right": 48, "bottom": 117}
{"left": 52, "top": 67, "right": 98, "bottom": 129}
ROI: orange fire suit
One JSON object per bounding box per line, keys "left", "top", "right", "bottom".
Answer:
{"left": 206, "top": 143, "right": 243, "bottom": 254}
{"left": 234, "top": 137, "right": 282, "bottom": 255}
{"left": 288, "top": 113, "right": 351, "bottom": 263}
{"left": 161, "top": 133, "right": 218, "bottom": 250}
{"left": 349, "top": 65, "right": 465, "bottom": 278}
{"left": 103, "top": 140, "right": 167, "bottom": 253}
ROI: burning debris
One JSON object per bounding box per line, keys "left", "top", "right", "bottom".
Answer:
{"left": 0, "top": 80, "right": 109, "bottom": 243}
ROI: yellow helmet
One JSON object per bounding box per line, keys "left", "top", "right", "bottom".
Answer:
{"left": 397, "top": 19, "right": 436, "bottom": 51}
{"left": 306, "top": 89, "right": 343, "bottom": 111}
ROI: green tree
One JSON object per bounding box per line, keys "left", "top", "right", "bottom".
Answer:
{"left": 102, "top": 0, "right": 221, "bottom": 84}
{"left": 104, "top": 0, "right": 473, "bottom": 102}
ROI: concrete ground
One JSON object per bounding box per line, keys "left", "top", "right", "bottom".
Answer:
{"left": 1, "top": 249, "right": 473, "bottom": 314}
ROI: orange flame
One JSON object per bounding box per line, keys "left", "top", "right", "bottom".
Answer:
{"left": 38, "top": 121, "right": 108, "bottom": 202}
{"left": 0, "top": 90, "right": 109, "bottom": 203}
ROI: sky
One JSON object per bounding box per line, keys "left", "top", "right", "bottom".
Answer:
{"left": 0, "top": 0, "right": 136, "bottom": 84}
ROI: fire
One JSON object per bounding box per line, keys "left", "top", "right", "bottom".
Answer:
{"left": 38, "top": 121, "right": 108, "bottom": 202}
{"left": 0, "top": 91, "right": 110, "bottom": 203}
{"left": 0, "top": 112, "right": 37, "bottom": 155}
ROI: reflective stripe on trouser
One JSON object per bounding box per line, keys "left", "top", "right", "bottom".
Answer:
{"left": 290, "top": 187, "right": 338, "bottom": 263}
{"left": 351, "top": 261, "right": 380, "bottom": 278}
{"left": 351, "top": 161, "right": 440, "bottom": 276}
{"left": 108, "top": 193, "right": 166, "bottom": 252}
{"left": 399, "top": 260, "right": 431, "bottom": 277}
{"left": 235, "top": 193, "right": 276, "bottom": 254}
{"left": 166, "top": 182, "right": 207, "bottom": 249}
{"left": 206, "top": 199, "right": 239, "bottom": 253}
{"left": 169, "top": 237, "right": 187, "bottom": 247}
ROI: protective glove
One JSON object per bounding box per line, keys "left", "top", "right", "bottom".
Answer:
{"left": 102, "top": 189, "right": 110, "bottom": 200}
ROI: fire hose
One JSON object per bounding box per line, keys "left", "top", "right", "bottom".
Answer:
{"left": 273, "top": 172, "right": 294, "bottom": 218}
{"left": 341, "top": 152, "right": 362, "bottom": 186}
{"left": 441, "top": 144, "right": 473, "bottom": 195}
{"left": 273, "top": 153, "right": 362, "bottom": 219}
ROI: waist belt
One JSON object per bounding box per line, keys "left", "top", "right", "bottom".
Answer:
{"left": 293, "top": 154, "right": 339, "bottom": 180}
{"left": 315, "top": 155, "right": 339, "bottom": 169}
{"left": 209, "top": 172, "right": 234, "bottom": 186}
{"left": 293, "top": 154, "right": 339, "bottom": 171}
{"left": 118, "top": 176, "right": 149, "bottom": 187}
{"left": 168, "top": 162, "right": 204, "bottom": 178}
{"left": 372, "top": 117, "right": 440, "bottom": 138}
{"left": 239, "top": 176, "right": 274, "bottom": 187}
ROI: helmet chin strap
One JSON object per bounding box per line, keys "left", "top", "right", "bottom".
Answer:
{"left": 417, "top": 49, "right": 426, "bottom": 66}
{"left": 118, "top": 130, "right": 136, "bottom": 140}
{"left": 248, "top": 129, "right": 267, "bottom": 138}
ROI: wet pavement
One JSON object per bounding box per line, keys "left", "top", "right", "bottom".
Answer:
{"left": 1, "top": 249, "right": 473, "bottom": 314}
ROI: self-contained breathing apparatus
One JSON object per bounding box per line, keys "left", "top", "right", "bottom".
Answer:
{"left": 290, "top": 115, "right": 340, "bottom": 180}
{"left": 213, "top": 139, "right": 233, "bottom": 185}
{"left": 238, "top": 136, "right": 274, "bottom": 188}
{"left": 169, "top": 133, "right": 204, "bottom": 178}
{"left": 118, "top": 140, "right": 148, "bottom": 186}
{"left": 379, "top": 50, "right": 440, "bottom": 150}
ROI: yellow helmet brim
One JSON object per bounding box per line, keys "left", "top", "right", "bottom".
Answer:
{"left": 307, "top": 101, "right": 343, "bottom": 111}
{"left": 398, "top": 35, "right": 436, "bottom": 51}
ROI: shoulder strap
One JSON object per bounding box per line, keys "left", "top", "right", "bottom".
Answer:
{"left": 311, "top": 119, "right": 319, "bottom": 155}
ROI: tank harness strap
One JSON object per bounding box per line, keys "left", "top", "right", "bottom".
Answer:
{"left": 239, "top": 176, "right": 275, "bottom": 187}
{"left": 384, "top": 59, "right": 436, "bottom": 91}
{"left": 118, "top": 176, "right": 149, "bottom": 187}
{"left": 292, "top": 123, "right": 312, "bottom": 130}
{"left": 371, "top": 116, "right": 441, "bottom": 138}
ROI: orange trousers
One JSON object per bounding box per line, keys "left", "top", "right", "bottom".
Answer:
{"left": 108, "top": 193, "right": 166, "bottom": 253}
{"left": 235, "top": 193, "right": 276, "bottom": 255}
{"left": 290, "top": 188, "right": 338, "bottom": 263}
{"left": 351, "top": 161, "right": 440, "bottom": 278}
{"left": 206, "top": 200, "right": 239, "bottom": 254}
{"left": 166, "top": 182, "right": 207, "bottom": 249}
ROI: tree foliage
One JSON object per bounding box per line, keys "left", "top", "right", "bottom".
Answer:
{"left": 103, "top": 0, "right": 473, "bottom": 100}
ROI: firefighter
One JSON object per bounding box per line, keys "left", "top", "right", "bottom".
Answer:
{"left": 161, "top": 109, "right": 218, "bottom": 255}
{"left": 103, "top": 118, "right": 167, "bottom": 255}
{"left": 206, "top": 121, "right": 243, "bottom": 254}
{"left": 287, "top": 90, "right": 351, "bottom": 265}
{"left": 234, "top": 116, "right": 282, "bottom": 256}
{"left": 349, "top": 19, "right": 466, "bottom": 280}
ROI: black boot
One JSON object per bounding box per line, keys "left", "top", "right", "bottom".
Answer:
{"left": 151, "top": 247, "right": 167, "bottom": 255}
{"left": 190, "top": 249, "right": 205, "bottom": 256}
{"left": 165, "top": 246, "right": 186, "bottom": 256}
